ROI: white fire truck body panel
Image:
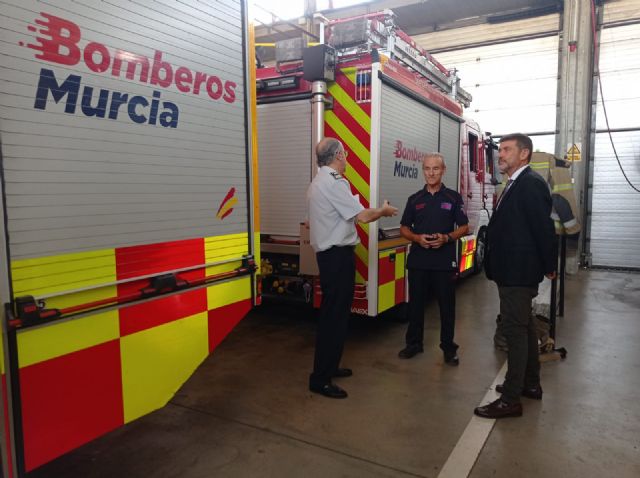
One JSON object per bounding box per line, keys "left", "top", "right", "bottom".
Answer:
{"left": 1, "top": 0, "right": 249, "bottom": 260}
{"left": 257, "top": 100, "right": 312, "bottom": 237}
{"left": 377, "top": 82, "right": 462, "bottom": 232}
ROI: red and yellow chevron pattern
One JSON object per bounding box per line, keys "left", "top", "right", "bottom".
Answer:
{"left": 325, "top": 66, "right": 372, "bottom": 287}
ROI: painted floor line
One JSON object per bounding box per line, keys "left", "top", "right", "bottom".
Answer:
{"left": 437, "top": 361, "right": 507, "bottom": 478}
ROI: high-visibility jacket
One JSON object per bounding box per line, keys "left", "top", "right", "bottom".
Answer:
{"left": 497, "top": 152, "right": 581, "bottom": 235}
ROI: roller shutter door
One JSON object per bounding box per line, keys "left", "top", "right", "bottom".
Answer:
{"left": 0, "top": 0, "right": 248, "bottom": 260}
{"left": 431, "top": 35, "right": 559, "bottom": 153}
{"left": 439, "top": 114, "right": 461, "bottom": 181}
{"left": 590, "top": 23, "right": 640, "bottom": 269}
{"left": 378, "top": 83, "right": 461, "bottom": 232}
{"left": 257, "top": 100, "right": 312, "bottom": 236}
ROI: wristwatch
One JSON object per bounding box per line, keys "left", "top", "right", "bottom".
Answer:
{"left": 446, "top": 233, "right": 453, "bottom": 242}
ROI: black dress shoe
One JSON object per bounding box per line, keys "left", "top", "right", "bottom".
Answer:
{"left": 495, "top": 383, "right": 542, "bottom": 400}
{"left": 333, "top": 368, "right": 353, "bottom": 378}
{"left": 444, "top": 354, "right": 460, "bottom": 366}
{"left": 309, "top": 383, "right": 348, "bottom": 399}
{"left": 474, "top": 398, "right": 523, "bottom": 418}
{"left": 398, "top": 344, "right": 423, "bottom": 359}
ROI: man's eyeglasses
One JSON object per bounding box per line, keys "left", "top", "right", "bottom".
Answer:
{"left": 338, "top": 149, "right": 349, "bottom": 159}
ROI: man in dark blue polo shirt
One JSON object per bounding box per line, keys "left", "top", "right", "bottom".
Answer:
{"left": 398, "top": 152, "right": 469, "bottom": 365}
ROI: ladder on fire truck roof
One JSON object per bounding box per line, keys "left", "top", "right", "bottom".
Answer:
{"left": 325, "top": 9, "right": 473, "bottom": 108}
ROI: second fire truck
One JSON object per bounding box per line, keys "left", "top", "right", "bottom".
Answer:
{"left": 257, "top": 10, "right": 500, "bottom": 317}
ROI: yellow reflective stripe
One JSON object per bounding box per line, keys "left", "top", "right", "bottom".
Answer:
{"left": 11, "top": 249, "right": 117, "bottom": 298}
{"left": 18, "top": 304, "right": 119, "bottom": 367}
{"left": 530, "top": 162, "right": 548, "bottom": 170}
{"left": 326, "top": 109, "right": 370, "bottom": 202}
{"left": 121, "top": 311, "right": 209, "bottom": 422}
{"left": 552, "top": 184, "right": 573, "bottom": 192}
{"left": 204, "top": 233, "right": 249, "bottom": 263}
{"left": 355, "top": 243, "right": 368, "bottom": 266}
{"left": 341, "top": 67, "right": 357, "bottom": 82}
{"left": 345, "top": 164, "right": 370, "bottom": 204}
{"left": 325, "top": 111, "right": 370, "bottom": 167}
{"left": 207, "top": 276, "right": 251, "bottom": 310}
{"left": 395, "top": 252, "right": 405, "bottom": 279}
{"left": 327, "top": 82, "right": 371, "bottom": 134}
{"left": 378, "top": 281, "right": 394, "bottom": 313}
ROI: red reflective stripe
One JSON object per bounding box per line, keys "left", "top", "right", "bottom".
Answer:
{"left": 334, "top": 71, "right": 372, "bottom": 116}
{"left": 356, "top": 224, "right": 368, "bottom": 248}
{"left": 331, "top": 99, "right": 370, "bottom": 150}
{"left": 324, "top": 124, "right": 370, "bottom": 208}
{"left": 355, "top": 256, "right": 368, "bottom": 280}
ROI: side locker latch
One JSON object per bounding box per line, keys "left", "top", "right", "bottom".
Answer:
{"left": 8, "top": 296, "right": 61, "bottom": 329}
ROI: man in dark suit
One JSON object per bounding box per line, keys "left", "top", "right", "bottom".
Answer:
{"left": 474, "top": 133, "right": 557, "bottom": 419}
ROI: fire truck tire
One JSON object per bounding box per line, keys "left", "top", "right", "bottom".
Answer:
{"left": 474, "top": 227, "right": 487, "bottom": 274}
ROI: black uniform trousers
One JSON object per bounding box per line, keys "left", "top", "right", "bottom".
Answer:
{"left": 309, "top": 245, "right": 355, "bottom": 388}
{"left": 406, "top": 268, "right": 458, "bottom": 355}
{"left": 498, "top": 285, "right": 541, "bottom": 403}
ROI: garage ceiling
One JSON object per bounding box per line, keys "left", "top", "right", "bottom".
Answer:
{"left": 255, "top": 0, "right": 564, "bottom": 42}
{"left": 321, "top": 0, "right": 562, "bottom": 35}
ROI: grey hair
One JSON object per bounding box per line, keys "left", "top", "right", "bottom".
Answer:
{"left": 316, "top": 137, "right": 342, "bottom": 167}
{"left": 424, "top": 152, "right": 446, "bottom": 168}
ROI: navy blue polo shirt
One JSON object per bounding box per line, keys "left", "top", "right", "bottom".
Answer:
{"left": 400, "top": 184, "right": 468, "bottom": 270}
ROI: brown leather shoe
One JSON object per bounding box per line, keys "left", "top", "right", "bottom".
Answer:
{"left": 495, "top": 383, "right": 543, "bottom": 400}
{"left": 474, "top": 398, "right": 523, "bottom": 418}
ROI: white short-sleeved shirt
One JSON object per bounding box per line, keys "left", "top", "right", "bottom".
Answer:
{"left": 307, "top": 166, "right": 365, "bottom": 252}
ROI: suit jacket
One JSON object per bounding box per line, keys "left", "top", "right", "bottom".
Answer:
{"left": 485, "top": 167, "right": 557, "bottom": 287}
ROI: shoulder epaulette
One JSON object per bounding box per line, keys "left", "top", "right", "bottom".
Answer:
{"left": 330, "top": 171, "right": 343, "bottom": 180}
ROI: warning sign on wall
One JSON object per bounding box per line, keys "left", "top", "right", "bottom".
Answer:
{"left": 567, "top": 143, "right": 581, "bottom": 161}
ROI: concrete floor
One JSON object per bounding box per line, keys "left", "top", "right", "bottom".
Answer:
{"left": 29, "top": 270, "right": 640, "bottom": 477}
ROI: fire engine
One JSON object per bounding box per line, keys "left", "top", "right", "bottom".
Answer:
{"left": 0, "top": 1, "right": 257, "bottom": 475}
{"left": 257, "top": 10, "right": 500, "bottom": 317}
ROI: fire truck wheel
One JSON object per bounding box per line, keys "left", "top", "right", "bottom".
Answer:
{"left": 474, "top": 227, "right": 487, "bottom": 274}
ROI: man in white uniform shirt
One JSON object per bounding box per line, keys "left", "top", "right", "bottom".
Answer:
{"left": 307, "top": 137, "right": 397, "bottom": 399}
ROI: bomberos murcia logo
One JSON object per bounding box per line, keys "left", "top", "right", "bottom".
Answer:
{"left": 22, "top": 13, "right": 238, "bottom": 129}
{"left": 393, "top": 140, "right": 428, "bottom": 179}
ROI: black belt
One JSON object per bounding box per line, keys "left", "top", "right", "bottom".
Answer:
{"left": 319, "top": 245, "right": 356, "bottom": 253}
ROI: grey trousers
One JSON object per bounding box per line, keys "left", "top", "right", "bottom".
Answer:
{"left": 498, "top": 285, "right": 541, "bottom": 403}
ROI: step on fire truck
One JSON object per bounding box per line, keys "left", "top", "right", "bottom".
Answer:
{"left": 257, "top": 10, "right": 499, "bottom": 317}
{"left": 0, "top": 1, "right": 257, "bottom": 475}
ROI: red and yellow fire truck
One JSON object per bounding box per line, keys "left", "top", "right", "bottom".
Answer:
{"left": 257, "top": 10, "right": 500, "bottom": 317}
{"left": 0, "top": 1, "right": 258, "bottom": 475}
